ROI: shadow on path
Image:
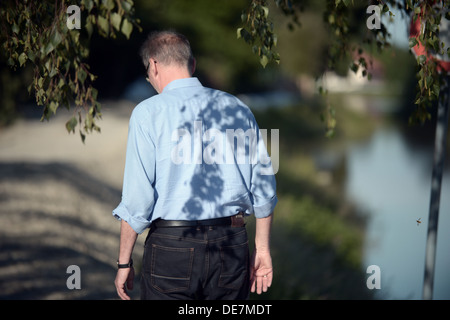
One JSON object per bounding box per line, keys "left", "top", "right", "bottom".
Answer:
{"left": 0, "top": 161, "right": 141, "bottom": 300}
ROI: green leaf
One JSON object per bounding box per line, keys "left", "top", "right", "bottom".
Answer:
{"left": 12, "top": 23, "right": 19, "bottom": 34}
{"left": 260, "top": 54, "right": 269, "bottom": 68}
{"left": 6, "top": 57, "right": 14, "bottom": 67}
{"left": 85, "top": 15, "right": 94, "bottom": 38}
{"left": 98, "top": 15, "right": 109, "bottom": 35}
{"left": 78, "top": 68, "right": 87, "bottom": 83}
{"left": 121, "top": 0, "right": 132, "bottom": 13}
{"left": 49, "top": 66, "right": 58, "bottom": 78}
{"left": 417, "top": 55, "right": 426, "bottom": 65}
{"left": 261, "top": 6, "right": 269, "bottom": 18}
{"left": 44, "top": 59, "right": 52, "bottom": 73}
{"left": 80, "top": 130, "right": 86, "bottom": 143}
{"left": 432, "top": 84, "right": 440, "bottom": 97}
{"left": 328, "top": 14, "right": 335, "bottom": 24}
{"left": 237, "top": 27, "right": 243, "bottom": 39}
{"left": 418, "top": 78, "right": 424, "bottom": 90}
{"left": 425, "top": 76, "right": 433, "bottom": 88}
{"left": 18, "top": 52, "right": 27, "bottom": 66}
{"left": 49, "top": 101, "right": 59, "bottom": 114}
{"left": 50, "top": 30, "right": 63, "bottom": 48}
{"left": 27, "top": 51, "right": 36, "bottom": 63}
{"left": 409, "top": 37, "right": 418, "bottom": 49}
{"left": 43, "top": 42, "right": 54, "bottom": 55}
{"left": 83, "top": 0, "right": 94, "bottom": 11}
{"left": 121, "top": 18, "right": 133, "bottom": 39}
{"left": 103, "top": 0, "right": 115, "bottom": 10}
{"left": 111, "top": 12, "right": 122, "bottom": 31}
{"left": 240, "top": 28, "right": 253, "bottom": 43}
{"left": 342, "top": 0, "right": 350, "bottom": 6}
{"left": 38, "top": 77, "right": 44, "bottom": 88}
{"left": 91, "top": 87, "right": 98, "bottom": 100}
{"left": 66, "top": 116, "right": 78, "bottom": 133}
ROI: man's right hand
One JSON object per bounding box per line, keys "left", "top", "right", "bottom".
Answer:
{"left": 114, "top": 267, "right": 135, "bottom": 300}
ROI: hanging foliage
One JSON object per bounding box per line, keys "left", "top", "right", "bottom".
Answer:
{"left": 0, "top": 0, "right": 141, "bottom": 142}
{"left": 238, "top": 0, "right": 450, "bottom": 135}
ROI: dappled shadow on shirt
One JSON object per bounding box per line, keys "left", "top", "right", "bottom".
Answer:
{"left": 166, "top": 87, "right": 277, "bottom": 221}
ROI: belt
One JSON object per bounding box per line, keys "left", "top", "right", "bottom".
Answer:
{"left": 152, "top": 213, "right": 245, "bottom": 228}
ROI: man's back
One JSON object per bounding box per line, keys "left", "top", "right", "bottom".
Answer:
{"left": 117, "top": 77, "right": 276, "bottom": 232}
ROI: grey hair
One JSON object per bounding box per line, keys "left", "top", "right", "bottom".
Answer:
{"left": 139, "top": 30, "right": 195, "bottom": 73}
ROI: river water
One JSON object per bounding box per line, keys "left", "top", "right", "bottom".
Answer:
{"left": 345, "top": 124, "right": 450, "bottom": 299}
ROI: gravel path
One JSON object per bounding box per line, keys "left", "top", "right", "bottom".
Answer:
{"left": 0, "top": 100, "right": 145, "bottom": 299}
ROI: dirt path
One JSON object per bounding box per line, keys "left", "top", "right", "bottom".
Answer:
{"left": 0, "top": 100, "right": 145, "bottom": 299}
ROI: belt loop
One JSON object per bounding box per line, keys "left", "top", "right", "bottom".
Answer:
{"left": 231, "top": 212, "right": 245, "bottom": 227}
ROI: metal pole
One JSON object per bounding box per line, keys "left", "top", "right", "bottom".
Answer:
{"left": 423, "top": 75, "right": 450, "bottom": 300}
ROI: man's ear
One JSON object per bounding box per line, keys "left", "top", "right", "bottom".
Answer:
{"left": 149, "top": 58, "right": 158, "bottom": 76}
{"left": 190, "top": 58, "right": 196, "bottom": 76}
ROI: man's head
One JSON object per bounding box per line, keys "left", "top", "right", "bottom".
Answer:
{"left": 140, "top": 30, "right": 196, "bottom": 92}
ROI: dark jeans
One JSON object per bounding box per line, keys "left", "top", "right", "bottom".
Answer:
{"left": 140, "top": 224, "right": 250, "bottom": 300}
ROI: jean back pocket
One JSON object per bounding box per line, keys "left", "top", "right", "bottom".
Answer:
{"left": 218, "top": 241, "right": 249, "bottom": 290}
{"left": 150, "top": 244, "right": 194, "bottom": 293}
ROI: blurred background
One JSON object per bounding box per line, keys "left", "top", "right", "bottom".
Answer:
{"left": 0, "top": 0, "right": 449, "bottom": 300}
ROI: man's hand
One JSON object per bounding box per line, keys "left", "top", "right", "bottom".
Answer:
{"left": 251, "top": 213, "right": 273, "bottom": 294}
{"left": 250, "top": 249, "right": 273, "bottom": 294}
{"left": 115, "top": 220, "right": 138, "bottom": 300}
{"left": 114, "top": 267, "right": 135, "bottom": 300}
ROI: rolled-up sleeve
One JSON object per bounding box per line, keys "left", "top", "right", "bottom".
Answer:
{"left": 251, "top": 175, "right": 278, "bottom": 218}
{"left": 250, "top": 125, "right": 278, "bottom": 218}
{"left": 113, "top": 108, "right": 156, "bottom": 234}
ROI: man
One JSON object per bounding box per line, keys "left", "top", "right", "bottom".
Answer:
{"left": 113, "top": 30, "right": 277, "bottom": 300}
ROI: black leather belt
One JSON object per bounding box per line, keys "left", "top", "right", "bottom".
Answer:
{"left": 152, "top": 213, "right": 245, "bottom": 228}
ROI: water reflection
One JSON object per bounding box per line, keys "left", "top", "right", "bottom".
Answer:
{"left": 346, "top": 125, "right": 450, "bottom": 299}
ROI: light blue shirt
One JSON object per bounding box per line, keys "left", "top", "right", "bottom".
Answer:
{"left": 113, "top": 77, "right": 277, "bottom": 234}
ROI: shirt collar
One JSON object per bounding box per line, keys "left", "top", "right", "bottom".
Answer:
{"left": 163, "top": 77, "right": 202, "bottom": 93}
